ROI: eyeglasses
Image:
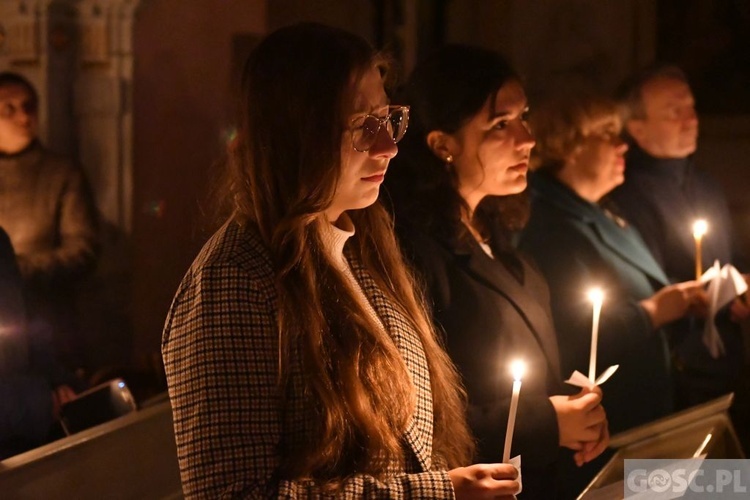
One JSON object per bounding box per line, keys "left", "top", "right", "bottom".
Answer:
{"left": 350, "top": 105, "right": 410, "bottom": 152}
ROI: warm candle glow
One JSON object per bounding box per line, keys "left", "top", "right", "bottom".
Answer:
{"left": 692, "top": 219, "right": 708, "bottom": 239}
{"left": 510, "top": 360, "right": 526, "bottom": 381}
{"left": 587, "top": 287, "right": 604, "bottom": 382}
{"left": 587, "top": 287, "right": 604, "bottom": 305}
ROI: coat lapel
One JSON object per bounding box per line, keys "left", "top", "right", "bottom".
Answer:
{"left": 457, "top": 243, "right": 562, "bottom": 378}
{"left": 349, "top": 259, "right": 434, "bottom": 471}
{"left": 588, "top": 217, "right": 670, "bottom": 286}
{"left": 533, "top": 173, "right": 670, "bottom": 287}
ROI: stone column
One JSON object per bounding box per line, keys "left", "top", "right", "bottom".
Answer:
{"left": 71, "top": 0, "right": 140, "bottom": 231}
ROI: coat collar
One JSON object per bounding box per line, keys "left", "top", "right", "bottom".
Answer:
{"left": 531, "top": 172, "right": 670, "bottom": 286}
{"left": 625, "top": 141, "right": 692, "bottom": 181}
{"left": 436, "top": 221, "right": 563, "bottom": 380}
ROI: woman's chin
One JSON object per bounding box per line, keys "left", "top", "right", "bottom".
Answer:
{"left": 504, "top": 177, "right": 528, "bottom": 196}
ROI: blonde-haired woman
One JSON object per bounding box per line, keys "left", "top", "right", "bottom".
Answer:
{"left": 519, "top": 92, "right": 705, "bottom": 435}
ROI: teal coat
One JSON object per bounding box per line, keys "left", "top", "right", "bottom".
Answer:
{"left": 519, "top": 172, "right": 674, "bottom": 434}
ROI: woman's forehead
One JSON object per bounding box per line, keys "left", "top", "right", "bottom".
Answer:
{"left": 583, "top": 113, "right": 621, "bottom": 134}
{"left": 350, "top": 65, "right": 388, "bottom": 113}
{"left": 492, "top": 80, "right": 526, "bottom": 111}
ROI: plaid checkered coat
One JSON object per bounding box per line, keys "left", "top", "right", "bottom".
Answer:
{"left": 162, "top": 220, "right": 456, "bottom": 498}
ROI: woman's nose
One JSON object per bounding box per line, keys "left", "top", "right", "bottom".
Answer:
{"left": 615, "top": 135, "right": 628, "bottom": 154}
{"left": 368, "top": 124, "right": 398, "bottom": 159}
{"left": 515, "top": 121, "right": 536, "bottom": 151}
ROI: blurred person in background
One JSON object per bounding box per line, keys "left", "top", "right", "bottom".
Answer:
{"left": 0, "top": 226, "right": 78, "bottom": 459}
{"left": 612, "top": 64, "right": 750, "bottom": 448}
{"left": 520, "top": 91, "right": 707, "bottom": 438}
{"left": 0, "top": 72, "right": 99, "bottom": 374}
{"left": 519, "top": 90, "right": 709, "bottom": 495}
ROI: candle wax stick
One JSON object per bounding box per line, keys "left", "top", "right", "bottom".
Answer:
{"left": 587, "top": 289, "right": 604, "bottom": 383}
{"left": 693, "top": 219, "right": 707, "bottom": 280}
{"left": 695, "top": 236, "right": 703, "bottom": 280}
{"left": 502, "top": 379, "right": 521, "bottom": 463}
{"left": 588, "top": 303, "right": 601, "bottom": 382}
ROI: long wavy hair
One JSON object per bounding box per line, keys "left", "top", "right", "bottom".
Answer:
{"left": 386, "top": 44, "right": 530, "bottom": 244}
{"left": 215, "top": 23, "right": 473, "bottom": 485}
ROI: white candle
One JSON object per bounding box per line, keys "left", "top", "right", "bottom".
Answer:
{"left": 692, "top": 219, "right": 708, "bottom": 280}
{"left": 503, "top": 360, "right": 526, "bottom": 463}
{"left": 587, "top": 288, "right": 604, "bottom": 383}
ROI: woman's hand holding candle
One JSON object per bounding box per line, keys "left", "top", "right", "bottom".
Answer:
{"left": 640, "top": 281, "right": 708, "bottom": 329}
{"left": 549, "top": 387, "right": 606, "bottom": 454}
{"left": 448, "top": 463, "right": 520, "bottom": 500}
{"left": 573, "top": 420, "right": 610, "bottom": 467}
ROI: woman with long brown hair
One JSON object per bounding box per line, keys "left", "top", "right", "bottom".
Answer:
{"left": 162, "top": 24, "right": 519, "bottom": 498}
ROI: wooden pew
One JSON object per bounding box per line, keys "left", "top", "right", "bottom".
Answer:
{"left": 0, "top": 397, "right": 182, "bottom": 499}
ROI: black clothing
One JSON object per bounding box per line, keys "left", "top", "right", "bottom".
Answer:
{"left": 610, "top": 144, "right": 747, "bottom": 451}
{"left": 394, "top": 214, "right": 565, "bottom": 499}
{"left": 610, "top": 144, "right": 734, "bottom": 282}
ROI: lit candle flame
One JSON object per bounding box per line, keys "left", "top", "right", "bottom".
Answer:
{"left": 510, "top": 360, "right": 526, "bottom": 381}
{"left": 587, "top": 287, "right": 604, "bottom": 305}
{"left": 693, "top": 219, "right": 708, "bottom": 239}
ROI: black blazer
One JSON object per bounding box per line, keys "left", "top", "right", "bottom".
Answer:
{"left": 396, "top": 217, "right": 565, "bottom": 496}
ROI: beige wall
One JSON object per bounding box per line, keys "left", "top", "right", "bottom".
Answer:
{"left": 132, "top": 0, "right": 267, "bottom": 356}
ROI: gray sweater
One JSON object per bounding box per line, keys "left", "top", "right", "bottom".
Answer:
{"left": 0, "top": 142, "right": 98, "bottom": 286}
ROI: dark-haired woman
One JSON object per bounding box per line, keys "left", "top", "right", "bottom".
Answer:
{"left": 162, "top": 24, "right": 520, "bottom": 499}
{"left": 386, "top": 45, "right": 608, "bottom": 499}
